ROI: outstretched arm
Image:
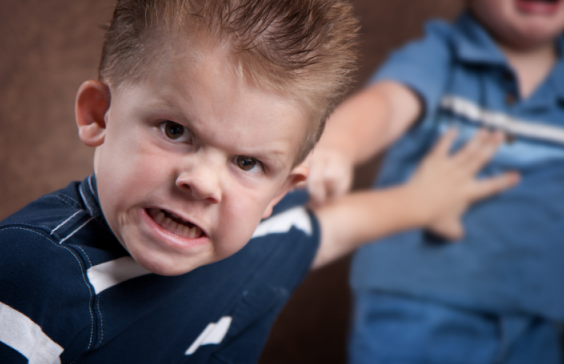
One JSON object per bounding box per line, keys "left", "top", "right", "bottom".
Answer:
{"left": 311, "top": 129, "right": 519, "bottom": 269}
{"left": 307, "top": 81, "right": 421, "bottom": 207}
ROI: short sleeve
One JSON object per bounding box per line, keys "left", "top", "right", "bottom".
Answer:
{"left": 0, "top": 227, "right": 93, "bottom": 363}
{"left": 251, "top": 189, "right": 320, "bottom": 287}
{"left": 370, "top": 20, "right": 454, "bottom": 120}
{"left": 208, "top": 190, "right": 320, "bottom": 364}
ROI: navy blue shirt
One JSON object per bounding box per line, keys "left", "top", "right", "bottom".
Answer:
{"left": 0, "top": 176, "right": 319, "bottom": 363}
{"left": 351, "top": 13, "right": 564, "bottom": 320}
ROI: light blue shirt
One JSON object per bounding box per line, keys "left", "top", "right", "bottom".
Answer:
{"left": 351, "top": 13, "right": 564, "bottom": 321}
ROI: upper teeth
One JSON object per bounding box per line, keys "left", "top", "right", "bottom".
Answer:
{"left": 148, "top": 208, "right": 202, "bottom": 238}
{"left": 168, "top": 211, "right": 183, "bottom": 221}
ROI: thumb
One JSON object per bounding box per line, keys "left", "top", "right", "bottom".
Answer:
{"left": 428, "top": 218, "right": 465, "bottom": 242}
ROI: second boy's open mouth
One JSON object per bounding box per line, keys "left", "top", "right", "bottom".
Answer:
{"left": 518, "top": 0, "right": 561, "bottom": 4}
{"left": 146, "top": 208, "right": 204, "bottom": 239}
{"left": 516, "top": 0, "right": 562, "bottom": 13}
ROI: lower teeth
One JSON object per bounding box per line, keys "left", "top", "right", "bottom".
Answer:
{"left": 149, "top": 208, "right": 201, "bottom": 238}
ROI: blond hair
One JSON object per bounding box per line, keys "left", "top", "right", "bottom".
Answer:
{"left": 99, "top": 0, "right": 359, "bottom": 163}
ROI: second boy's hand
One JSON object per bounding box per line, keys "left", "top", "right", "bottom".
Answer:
{"left": 404, "top": 128, "right": 519, "bottom": 241}
{"left": 310, "top": 128, "right": 520, "bottom": 268}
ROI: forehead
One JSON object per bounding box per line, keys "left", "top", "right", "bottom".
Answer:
{"left": 113, "top": 42, "right": 311, "bottom": 162}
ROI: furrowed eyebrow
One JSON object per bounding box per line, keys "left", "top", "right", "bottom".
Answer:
{"left": 248, "top": 149, "right": 287, "bottom": 170}
{"left": 139, "top": 90, "right": 292, "bottom": 170}
{"left": 142, "top": 101, "right": 198, "bottom": 130}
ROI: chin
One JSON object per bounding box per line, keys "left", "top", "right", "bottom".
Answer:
{"left": 518, "top": 31, "right": 559, "bottom": 49}
{"left": 133, "top": 251, "right": 209, "bottom": 276}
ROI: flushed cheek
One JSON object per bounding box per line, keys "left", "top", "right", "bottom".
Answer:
{"left": 103, "top": 204, "right": 139, "bottom": 248}
{"left": 97, "top": 172, "right": 150, "bottom": 239}
{"left": 214, "top": 201, "right": 267, "bottom": 253}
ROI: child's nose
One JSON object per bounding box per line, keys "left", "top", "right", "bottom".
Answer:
{"left": 175, "top": 165, "right": 222, "bottom": 204}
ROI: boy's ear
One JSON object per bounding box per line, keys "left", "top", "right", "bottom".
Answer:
{"left": 75, "top": 80, "right": 111, "bottom": 147}
{"left": 262, "top": 164, "right": 309, "bottom": 219}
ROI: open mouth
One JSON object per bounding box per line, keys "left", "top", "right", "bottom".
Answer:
{"left": 146, "top": 208, "right": 204, "bottom": 239}
{"left": 516, "top": 0, "right": 562, "bottom": 13}
{"left": 519, "top": 0, "right": 559, "bottom": 3}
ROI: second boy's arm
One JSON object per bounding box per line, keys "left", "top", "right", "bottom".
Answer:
{"left": 307, "top": 81, "right": 422, "bottom": 206}
{"left": 316, "top": 81, "right": 421, "bottom": 165}
{"left": 310, "top": 129, "right": 519, "bottom": 269}
{"left": 308, "top": 23, "right": 455, "bottom": 206}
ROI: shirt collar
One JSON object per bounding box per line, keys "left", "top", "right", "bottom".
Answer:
{"left": 80, "top": 174, "right": 103, "bottom": 218}
{"left": 527, "top": 35, "right": 564, "bottom": 105}
{"left": 451, "top": 12, "right": 508, "bottom": 67}
{"left": 452, "top": 12, "right": 564, "bottom": 102}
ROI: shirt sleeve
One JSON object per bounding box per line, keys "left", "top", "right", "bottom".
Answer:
{"left": 370, "top": 20, "right": 454, "bottom": 121}
{"left": 0, "top": 227, "right": 94, "bottom": 364}
{"left": 209, "top": 190, "right": 320, "bottom": 364}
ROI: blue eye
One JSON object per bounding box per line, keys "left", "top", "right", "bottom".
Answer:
{"left": 235, "top": 156, "right": 261, "bottom": 172}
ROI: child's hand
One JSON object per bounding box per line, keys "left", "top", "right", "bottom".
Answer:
{"left": 406, "top": 128, "right": 520, "bottom": 241}
{"left": 306, "top": 147, "right": 354, "bottom": 208}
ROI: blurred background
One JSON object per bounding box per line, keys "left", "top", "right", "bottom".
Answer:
{"left": 0, "top": 0, "right": 463, "bottom": 362}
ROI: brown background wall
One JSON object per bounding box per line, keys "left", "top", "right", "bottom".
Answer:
{"left": 0, "top": 0, "right": 463, "bottom": 362}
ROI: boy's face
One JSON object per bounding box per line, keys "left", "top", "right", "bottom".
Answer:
{"left": 470, "top": 0, "right": 564, "bottom": 49}
{"left": 77, "top": 46, "right": 309, "bottom": 276}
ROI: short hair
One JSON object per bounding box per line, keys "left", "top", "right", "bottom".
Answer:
{"left": 98, "top": 0, "right": 359, "bottom": 164}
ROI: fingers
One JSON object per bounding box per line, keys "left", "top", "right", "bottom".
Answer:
{"left": 429, "top": 127, "right": 458, "bottom": 158}
{"left": 306, "top": 151, "right": 331, "bottom": 205}
{"left": 451, "top": 129, "right": 504, "bottom": 174}
{"left": 308, "top": 182, "right": 329, "bottom": 207}
{"left": 471, "top": 171, "right": 520, "bottom": 201}
{"left": 308, "top": 172, "right": 351, "bottom": 207}
{"left": 306, "top": 149, "right": 354, "bottom": 207}
{"left": 307, "top": 167, "right": 330, "bottom": 206}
